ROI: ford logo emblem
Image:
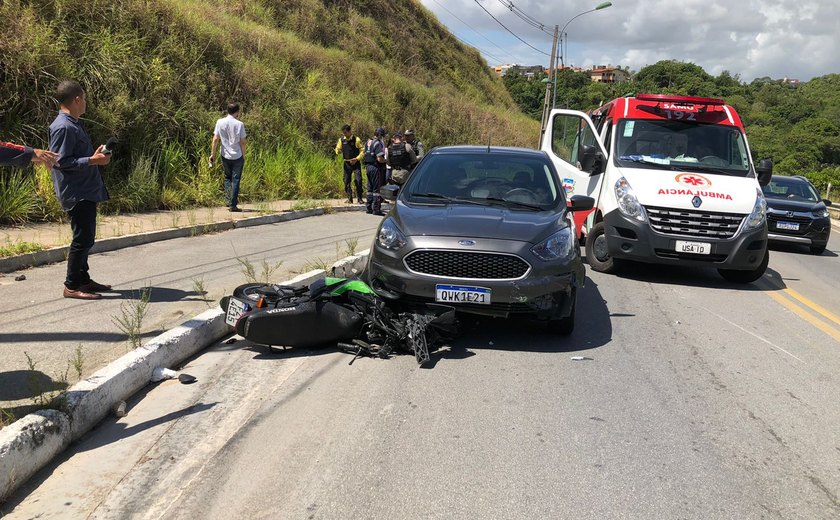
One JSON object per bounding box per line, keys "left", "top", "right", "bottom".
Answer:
{"left": 458, "top": 240, "right": 476, "bottom": 246}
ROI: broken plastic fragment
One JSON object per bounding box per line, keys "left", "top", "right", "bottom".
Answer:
{"left": 178, "top": 373, "right": 197, "bottom": 384}
{"left": 225, "top": 337, "right": 237, "bottom": 344}
{"left": 113, "top": 400, "right": 127, "bottom": 417}
{"left": 571, "top": 356, "right": 594, "bottom": 361}
{"left": 151, "top": 367, "right": 178, "bottom": 382}
{"left": 14, "top": 275, "right": 26, "bottom": 281}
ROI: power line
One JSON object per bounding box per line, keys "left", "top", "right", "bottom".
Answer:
{"left": 428, "top": 0, "right": 519, "bottom": 61}
{"left": 496, "top": 0, "right": 554, "bottom": 36}
{"left": 453, "top": 35, "right": 505, "bottom": 65}
{"left": 471, "top": 0, "right": 552, "bottom": 56}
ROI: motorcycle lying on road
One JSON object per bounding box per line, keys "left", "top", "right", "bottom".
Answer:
{"left": 220, "top": 277, "right": 457, "bottom": 365}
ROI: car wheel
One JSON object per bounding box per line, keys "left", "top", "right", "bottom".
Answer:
{"left": 550, "top": 289, "right": 576, "bottom": 336}
{"left": 809, "top": 244, "right": 827, "bottom": 255}
{"left": 585, "top": 221, "right": 616, "bottom": 273}
{"left": 718, "top": 249, "right": 769, "bottom": 283}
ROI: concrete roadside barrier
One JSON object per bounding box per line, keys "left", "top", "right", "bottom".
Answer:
{"left": 0, "top": 250, "right": 370, "bottom": 502}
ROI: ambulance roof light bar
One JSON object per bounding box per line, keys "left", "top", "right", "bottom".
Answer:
{"left": 634, "top": 93, "right": 726, "bottom": 106}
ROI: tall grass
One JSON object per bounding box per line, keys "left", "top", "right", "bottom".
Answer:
{"left": 0, "top": 0, "right": 539, "bottom": 223}
{"left": 0, "top": 169, "right": 37, "bottom": 224}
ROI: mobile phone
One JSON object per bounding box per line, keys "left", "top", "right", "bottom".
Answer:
{"left": 102, "top": 137, "right": 118, "bottom": 155}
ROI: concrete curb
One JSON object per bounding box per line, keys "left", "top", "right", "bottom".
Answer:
{"left": 0, "top": 205, "right": 363, "bottom": 274}
{"left": 0, "top": 250, "right": 370, "bottom": 502}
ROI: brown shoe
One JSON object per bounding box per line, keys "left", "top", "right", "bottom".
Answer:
{"left": 64, "top": 287, "right": 102, "bottom": 300}
{"left": 79, "top": 280, "right": 112, "bottom": 292}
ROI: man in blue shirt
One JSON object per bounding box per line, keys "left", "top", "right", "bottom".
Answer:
{"left": 49, "top": 80, "right": 113, "bottom": 300}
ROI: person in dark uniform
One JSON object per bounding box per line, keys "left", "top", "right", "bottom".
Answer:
{"left": 334, "top": 124, "right": 364, "bottom": 203}
{"left": 363, "top": 127, "right": 388, "bottom": 215}
{"left": 387, "top": 132, "right": 417, "bottom": 185}
{"left": 48, "top": 80, "right": 113, "bottom": 300}
{"left": 0, "top": 141, "right": 58, "bottom": 168}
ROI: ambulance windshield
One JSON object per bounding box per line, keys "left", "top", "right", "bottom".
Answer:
{"left": 615, "top": 120, "right": 750, "bottom": 175}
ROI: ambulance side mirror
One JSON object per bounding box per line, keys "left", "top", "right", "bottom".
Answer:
{"left": 579, "top": 144, "right": 605, "bottom": 175}
{"left": 755, "top": 158, "right": 773, "bottom": 187}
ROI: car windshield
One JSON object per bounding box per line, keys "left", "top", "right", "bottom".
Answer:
{"left": 402, "top": 152, "right": 562, "bottom": 210}
{"left": 762, "top": 177, "right": 820, "bottom": 202}
{"left": 615, "top": 119, "right": 751, "bottom": 176}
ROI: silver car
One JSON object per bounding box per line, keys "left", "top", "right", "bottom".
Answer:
{"left": 367, "top": 146, "right": 594, "bottom": 335}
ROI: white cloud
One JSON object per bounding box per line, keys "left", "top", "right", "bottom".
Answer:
{"left": 419, "top": 0, "right": 840, "bottom": 80}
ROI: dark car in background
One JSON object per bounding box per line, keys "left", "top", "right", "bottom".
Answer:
{"left": 762, "top": 175, "right": 832, "bottom": 255}
{"left": 367, "top": 146, "right": 594, "bottom": 335}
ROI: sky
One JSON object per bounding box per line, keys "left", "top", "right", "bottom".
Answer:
{"left": 418, "top": 0, "right": 840, "bottom": 82}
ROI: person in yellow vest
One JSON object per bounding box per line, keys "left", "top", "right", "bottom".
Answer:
{"left": 334, "top": 124, "right": 365, "bottom": 203}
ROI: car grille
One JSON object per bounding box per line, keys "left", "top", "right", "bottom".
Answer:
{"left": 767, "top": 213, "right": 812, "bottom": 235}
{"left": 645, "top": 206, "right": 745, "bottom": 239}
{"left": 404, "top": 250, "right": 530, "bottom": 280}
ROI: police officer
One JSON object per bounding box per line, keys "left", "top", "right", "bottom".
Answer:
{"left": 387, "top": 132, "right": 417, "bottom": 185}
{"left": 363, "top": 128, "right": 388, "bottom": 215}
{"left": 403, "top": 129, "right": 425, "bottom": 169}
{"left": 334, "top": 124, "right": 364, "bottom": 203}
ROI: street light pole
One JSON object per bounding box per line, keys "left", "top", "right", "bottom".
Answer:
{"left": 552, "top": 1, "right": 612, "bottom": 109}
{"left": 539, "top": 25, "right": 560, "bottom": 145}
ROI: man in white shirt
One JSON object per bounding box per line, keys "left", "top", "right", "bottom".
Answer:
{"left": 209, "top": 103, "right": 247, "bottom": 211}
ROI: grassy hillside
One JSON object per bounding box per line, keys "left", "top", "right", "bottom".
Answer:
{"left": 0, "top": 0, "right": 538, "bottom": 222}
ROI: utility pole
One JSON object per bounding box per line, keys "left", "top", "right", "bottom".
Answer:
{"left": 539, "top": 25, "right": 559, "bottom": 147}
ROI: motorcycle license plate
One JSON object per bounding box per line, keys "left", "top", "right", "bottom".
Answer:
{"left": 776, "top": 221, "right": 800, "bottom": 231}
{"left": 435, "top": 285, "right": 491, "bottom": 305}
{"left": 225, "top": 297, "right": 250, "bottom": 327}
{"left": 675, "top": 240, "right": 711, "bottom": 255}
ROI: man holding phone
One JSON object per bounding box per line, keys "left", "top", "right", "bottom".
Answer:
{"left": 49, "top": 80, "right": 113, "bottom": 300}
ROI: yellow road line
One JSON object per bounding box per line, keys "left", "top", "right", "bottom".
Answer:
{"left": 780, "top": 287, "right": 840, "bottom": 328}
{"left": 762, "top": 286, "right": 840, "bottom": 345}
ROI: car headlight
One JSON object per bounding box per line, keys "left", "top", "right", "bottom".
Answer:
{"left": 743, "top": 188, "right": 767, "bottom": 231}
{"left": 377, "top": 218, "right": 407, "bottom": 251}
{"left": 813, "top": 208, "right": 829, "bottom": 218}
{"left": 615, "top": 177, "right": 646, "bottom": 222}
{"left": 531, "top": 226, "right": 575, "bottom": 261}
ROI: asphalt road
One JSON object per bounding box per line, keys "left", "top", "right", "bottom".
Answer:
{"left": 4, "top": 224, "right": 840, "bottom": 519}
{"left": 0, "top": 211, "right": 381, "bottom": 411}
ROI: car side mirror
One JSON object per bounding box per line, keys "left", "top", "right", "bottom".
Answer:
{"left": 380, "top": 184, "right": 400, "bottom": 202}
{"left": 755, "top": 158, "right": 773, "bottom": 187}
{"left": 579, "top": 144, "right": 605, "bottom": 175}
{"left": 824, "top": 199, "right": 833, "bottom": 207}
{"left": 568, "top": 195, "right": 595, "bottom": 212}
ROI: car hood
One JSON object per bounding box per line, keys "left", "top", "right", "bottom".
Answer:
{"left": 764, "top": 198, "right": 822, "bottom": 212}
{"left": 393, "top": 200, "right": 564, "bottom": 243}
{"left": 621, "top": 168, "right": 759, "bottom": 214}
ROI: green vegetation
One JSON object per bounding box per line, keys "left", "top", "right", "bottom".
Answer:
{"left": 504, "top": 61, "right": 840, "bottom": 199}
{"left": 0, "top": 0, "right": 538, "bottom": 224}
{"left": 0, "top": 239, "right": 43, "bottom": 258}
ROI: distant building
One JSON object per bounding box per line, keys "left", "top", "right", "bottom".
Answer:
{"left": 508, "top": 64, "right": 545, "bottom": 79}
{"left": 491, "top": 64, "right": 545, "bottom": 78}
{"left": 589, "top": 65, "right": 629, "bottom": 84}
{"left": 781, "top": 77, "right": 801, "bottom": 88}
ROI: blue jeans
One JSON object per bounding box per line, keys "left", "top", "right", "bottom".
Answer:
{"left": 222, "top": 156, "right": 244, "bottom": 208}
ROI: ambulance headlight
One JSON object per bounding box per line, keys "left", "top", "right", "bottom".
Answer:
{"left": 744, "top": 188, "right": 767, "bottom": 231}
{"left": 615, "top": 177, "right": 647, "bottom": 222}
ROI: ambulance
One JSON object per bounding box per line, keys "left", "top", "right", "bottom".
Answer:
{"left": 542, "top": 94, "right": 773, "bottom": 283}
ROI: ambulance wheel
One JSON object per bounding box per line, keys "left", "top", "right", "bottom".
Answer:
{"left": 718, "top": 249, "right": 769, "bottom": 283}
{"left": 585, "top": 222, "right": 616, "bottom": 273}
